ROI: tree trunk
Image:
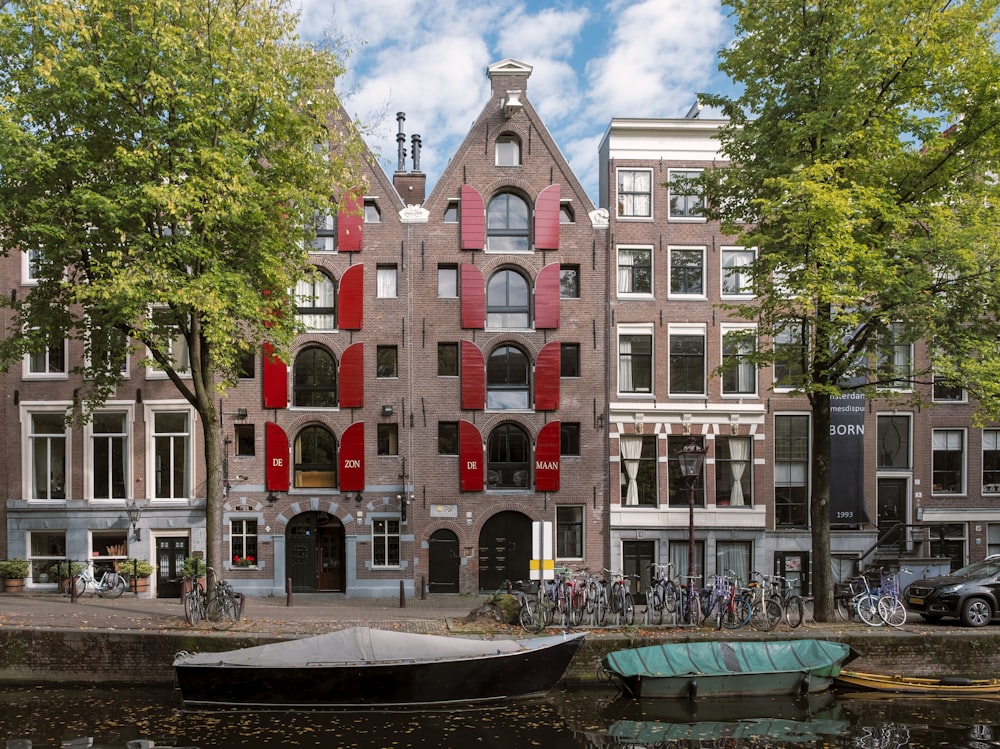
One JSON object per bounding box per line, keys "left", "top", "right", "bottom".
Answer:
{"left": 810, "top": 391, "right": 835, "bottom": 621}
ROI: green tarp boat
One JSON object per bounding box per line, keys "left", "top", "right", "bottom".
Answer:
{"left": 600, "top": 639, "right": 855, "bottom": 699}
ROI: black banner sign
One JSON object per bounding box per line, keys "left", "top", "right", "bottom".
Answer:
{"left": 830, "top": 392, "right": 868, "bottom": 526}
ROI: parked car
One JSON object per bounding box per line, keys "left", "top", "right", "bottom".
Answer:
{"left": 904, "top": 557, "right": 1000, "bottom": 627}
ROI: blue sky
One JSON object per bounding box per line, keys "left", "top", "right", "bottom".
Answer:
{"left": 294, "top": 0, "right": 735, "bottom": 207}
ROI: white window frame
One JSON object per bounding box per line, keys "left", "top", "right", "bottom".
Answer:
{"left": 23, "top": 335, "right": 68, "bottom": 380}
{"left": 309, "top": 211, "right": 337, "bottom": 253}
{"left": 371, "top": 516, "right": 402, "bottom": 568}
{"left": 437, "top": 265, "right": 458, "bottom": 298}
{"left": 228, "top": 516, "right": 260, "bottom": 568}
{"left": 616, "top": 168, "right": 653, "bottom": 220}
{"left": 721, "top": 324, "right": 758, "bottom": 397}
{"left": 376, "top": 265, "right": 398, "bottom": 299}
{"left": 295, "top": 271, "right": 338, "bottom": 332}
{"left": 495, "top": 133, "right": 521, "bottom": 166}
{"left": 616, "top": 245, "right": 654, "bottom": 298}
{"left": 145, "top": 307, "right": 191, "bottom": 380}
{"left": 145, "top": 403, "right": 196, "bottom": 501}
{"left": 617, "top": 323, "right": 654, "bottom": 396}
{"left": 667, "top": 245, "right": 706, "bottom": 299}
{"left": 85, "top": 404, "right": 134, "bottom": 501}
{"left": 21, "top": 403, "right": 72, "bottom": 502}
{"left": 668, "top": 324, "right": 707, "bottom": 397}
{"left": 667, "top": 168, "right": 706, "bottom": 222}
{"left": 21, "top": 247, "right": 42, "bottom": 285}
{"left": 721, "top": 246, "right": 756, "bottom": 298}
{"left": 982, "top": 430, "right": 1000, "bottom": 495}
{"left": 876, "top": 322, "right": 913, "bottom": 392}
{"left": 84, "top": 317, "right": 130, "bottom": 378}
{"left": 931, "top": 428, "right": 966, "bottom": 496}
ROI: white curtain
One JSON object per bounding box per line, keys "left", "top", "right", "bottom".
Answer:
{"left": 728, "top": 437, "right": 750, "bottom": 506}
{"left": 618, "top": 337, "right": 633, "bottom": 392}
{"left": 620, "top": 435, "right": 643, "bottom": 506}
{"left": 618, "top": 250, "right": 635, "bottom": 293}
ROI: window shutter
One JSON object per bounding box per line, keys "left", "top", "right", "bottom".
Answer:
{"left": 460, "top": 340, "right": 485, "bottom": 410}
{"left": 534, "top": 184, "right": 561, "bottom": 250}
{"left": 339, "top": 342, "right": 364, "bottom": 408}
{"left": 265, "top": 422, "right": 290, "bottom": 491}
{"left": 339, "top": 422, "right": 365, "bottom": 492}
{"left": 459, "top": 419, "right": 485, "bottom": 491}
{"left": 534, "top": 262, "right": 561, "bottom": 330}
{"left": 534, "top": 421, "right": 561, "bottom": 492}
{"left": 337, "top": 264, "right": 363, "bottom": 330}
{"left": 534, "top": 341, "right": 561, "bottom": 411}
{"left": 337, "top": 193, "right": 364, "bottom": 252}
{"left": 460, "top": 184, "right": 485, "bottom": 250}
{"left": 262, "top": 343, "right": 288, "bottom": 409}
{"left": 460, "top": 263, "right": 485, "bottom": 329}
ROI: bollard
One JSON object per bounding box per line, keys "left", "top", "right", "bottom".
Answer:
{"left": 399, "top": 579, "right": 406, "bottom": 608}
{"left": 286, "top": 577, "right": 293, "bottom": 607}
{"left": 420, "top": 574, "right": 427, "bottom": 600}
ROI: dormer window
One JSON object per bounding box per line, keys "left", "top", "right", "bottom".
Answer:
{"left": 495, "top": 133, "right": 521, "bottom": 166}
{"left": 364, "top": 199, "right": 381, "bottom": 223}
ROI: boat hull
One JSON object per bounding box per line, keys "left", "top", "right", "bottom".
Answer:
{"left": 835, "top": 670, "right": 1000, "bottom": 695}
{"left": 174, "top": 628, "right": 586, "bottom": 708}
{"left": 601, "top": 639, "right": 854, "bottom": 699}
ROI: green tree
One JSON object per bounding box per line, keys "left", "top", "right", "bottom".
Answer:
{"left": 0, "top": 0, "right": 365, "bottom": 577}
{"left": 701, "top": 0, "right": 1000, "bottom": 620}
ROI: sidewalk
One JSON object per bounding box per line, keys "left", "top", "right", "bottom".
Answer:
{"left": 0, "top": 591, "right": 490, "bottom": 637}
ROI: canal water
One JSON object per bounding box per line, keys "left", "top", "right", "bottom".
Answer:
{"left": 0, "top": 684, "right": 997, "bottom": 748}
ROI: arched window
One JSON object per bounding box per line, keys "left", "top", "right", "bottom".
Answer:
{"left": 487, "top": 423, "right": 531, "bottom": 489}
{"left": 486, "top": 192, "right": 529, "bottom": 252}
{"left": 293, "top": 346, "right": 337, "bottom": 407}
{"left": 293, "top": 425, "right": 338, "bottom": 488}
{"left": 487, "top": 344, "right": 530, "bottom": 410}
{"left": 296, "top": 270, "right": 337, "bottom": 330}
{"left": 486, "top": 269, "right": 530, "bottom": 328}
{"left": 495, "top": 133, "right": 521, "bottom": 166}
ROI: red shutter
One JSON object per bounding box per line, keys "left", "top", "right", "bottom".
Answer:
{"left": 460, "top": 184, "right": 485, "bottom": 250}
{"left": 534, "top": 341, "right": 561, "bottom": 411}
{"left": 339, "top": 422, "right": 365, "bottom": 492}
{"left": 534, "top": 184, "right": 561, "bottom": 250}
{"left": 534, "top": 421, "right": 561, "bottom": 492}
{"left": 337, "top": 264, "right": 363, "bottom": 330}
{"left": 534, "top": 262, "right": 561, "bottom": 330}
{"left": 461, "top": 340, "right": 485, "bottom": 410}
{"left": 265, "top": 422, "right": 290, "bottom": 491}
{"left": 337, "top": 193, "right": 363, "bottom": 252}
{"left": 339, "top": 342, "right": 364, "bottom": 408}
{"left": 460, "top": 263, "right": 485, "bottom": 329}
{"left": 459, "top": 419, "right": 484, "bottom": 491}
{"left": 262, "top": 343, "right": 287, "bottom": 409}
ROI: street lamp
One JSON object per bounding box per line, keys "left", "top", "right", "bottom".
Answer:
{"left": 126, "top": 499, "right": 142, "bottom": 542}
{"left": 674, "top": 437, "right": 708, "bottom": 587}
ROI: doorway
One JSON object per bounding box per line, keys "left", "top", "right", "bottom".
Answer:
{"left": 622, "top": 540, "right": 655, "bottom": 601}
{"left": 156, "top": 536, "right": 189, "bottom": 598}
{"left": 429, "top": 529, "right": 460, "bottom": 593}
{"left": 877, "top": 477, "right": 909, "bottom": 552}
{"left": 286, "top": 511, "right": 345, "bottom": 592}
{"left": 477, "top": 511, "right": 531, "bottom": 592}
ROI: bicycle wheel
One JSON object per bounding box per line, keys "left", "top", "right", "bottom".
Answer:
{"left": 877, "top": 596, "right": 907, "bottom": 628}
{"left": 72, "top": 576, "right": 87, "bottom": 598}
{"left": 609, "top": 582, "right": 623, "bottom": 613}
{"left": 622, "top": 593, "right": 635, "bottom": 625}
{"left": 834, "top": 595, "right": 853, "bottom": 621}
{"left": 784, "top": 595, "right": 805, "bottom": 628}
{"left": 207, "top": 596, "right": 238, "bottom": 630}
{"left": 856, "top": 594, "right": 884, "bottom": 627}
{"left": 751, "top": 598, "right": 782, "bottom": 631}
{"left": 722, "top": 595, "right": 752, "bottom": 629}
{"left": 184, "top": 588, "right": 202, "bottom": 626}
{"left": 101, "top": 575, "right": 126, "bottom": 599}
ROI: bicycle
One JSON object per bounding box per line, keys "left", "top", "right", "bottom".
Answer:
{"left": 206, "top": 576, "right": 243, "bottom": 630}
{"left": 772, "top": 574, "right": 806, "bottom": 628}
{"left": 853, "top": 568, "right": 887, "bottom": 627}
{"left": 604, "top": 569, "right": 635, "bottom": 626}
{"left": 715, "top": 570, "right": 752, "bottom": 630}
{"left": 183, "top": 575, "right": 208, "bottom": 626}
{"left": 644, "top": 562, "right": 678, "bottom": 626}
{"left": 747, "top": 571, "right": 782, "bottom": 631}
{"left": 876, "top": 569, "right": 908, "bottom": 628}
{"left": 71, "top": 565, "right": 127, "bottom": 599}
{"left": 678, "top": 574, "right": 702, "bottom": 627}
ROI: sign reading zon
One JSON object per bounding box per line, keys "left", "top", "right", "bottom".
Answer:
{"left": 343, "top": 459, "right": 361, "bottom": 469}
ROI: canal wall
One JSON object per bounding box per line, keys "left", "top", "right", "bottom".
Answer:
{"left": 1, "top": 627, "right": 999, "bottom": 686}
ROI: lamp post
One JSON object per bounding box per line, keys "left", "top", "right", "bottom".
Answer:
{"left": 674, "top": 437, "right": 708, "bottom": 585}
{"left": 126, "top": 499, "right": 142, "bottom": 543}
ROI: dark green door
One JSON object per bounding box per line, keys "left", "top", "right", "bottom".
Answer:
{"left": 478, "top": 511, "right": 531, "bottom": 592}
{"left": 156, "top": 536, "right": 188, "bottom": 598}
{"left": 429, "top": 529, "right": 460, "bottom": 593}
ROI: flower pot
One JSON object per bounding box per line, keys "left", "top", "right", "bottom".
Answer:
{"left": 133, "top": 577, "right": 149, "bottom": 594}
{"left": 3, "top": 578, "right": 24, "bottom": 593}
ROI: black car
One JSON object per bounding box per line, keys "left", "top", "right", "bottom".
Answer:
{"left": 904, "top": 557, "right": 1000, "bottom": 627}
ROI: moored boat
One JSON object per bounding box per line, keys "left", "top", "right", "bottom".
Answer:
{"left": 600, "top": 639, "right": 855, "bottom": 699}
{"left": 835, "top": 669, "right": 1000, "bottom": 695}
{"left": 173, "top": 626, "right": 585, "bottom": 708}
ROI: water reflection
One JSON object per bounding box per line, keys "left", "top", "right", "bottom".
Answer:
{"left": 0, "top": 685, "right": 998, "bottom": 748}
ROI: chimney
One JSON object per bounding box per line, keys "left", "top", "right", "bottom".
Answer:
{"left": 392, "top": 116, "right": 426, "bottom": 205}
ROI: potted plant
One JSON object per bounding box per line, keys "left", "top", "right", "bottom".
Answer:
{"left": 0, "top": 559, "right": 31, "bottom": 592}
{"left": 48, "top": 560, "right": 86, "bottom": 593}
{"left": 180, "top": 557, "right": 207, "bottom": 600}
{"left": 122, "top": 558, "right": 155, "bottom": 593}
